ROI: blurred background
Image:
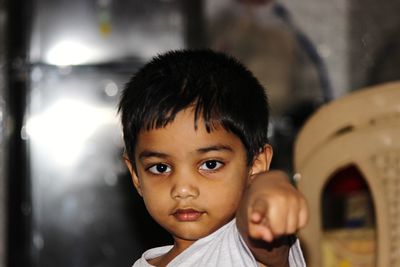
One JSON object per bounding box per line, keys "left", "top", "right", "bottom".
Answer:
{"left": 1, "top": 0, "right": 400, "bottom": 266}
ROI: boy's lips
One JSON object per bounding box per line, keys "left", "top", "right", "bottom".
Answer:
{"left": 172, "top": 208, "right": 205, "bottom": 222}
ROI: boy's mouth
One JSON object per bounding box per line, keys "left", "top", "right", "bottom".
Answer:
{"left": 172, "top": 208, "right": 205, "bottom": 222}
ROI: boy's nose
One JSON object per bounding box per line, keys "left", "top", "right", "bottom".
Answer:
{"left": 171, "top": 182, "right": 199, "bottom": 199}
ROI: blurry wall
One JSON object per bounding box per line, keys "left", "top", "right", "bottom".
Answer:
{"left": 280, "top": 0, "right": 349, "bottom": 97}
{"left": 0, "top": 0, "right": 6, "bottom": 265}
{"left": 349, "top": 0, "right": 400, "bottom": 88}
{"left": 280, "top": 0, "right": 400, "bottom": 95}
{"left": 29, "top": 0, "right": 185, "bottom": 64}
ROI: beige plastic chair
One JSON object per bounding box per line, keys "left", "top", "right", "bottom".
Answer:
{"left": 294, "top": 81, "right": 400, "bottom": 267}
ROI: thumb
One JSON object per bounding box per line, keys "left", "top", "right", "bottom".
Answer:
{"left": 250, "top": 197, "right": 268, "bottom": 224}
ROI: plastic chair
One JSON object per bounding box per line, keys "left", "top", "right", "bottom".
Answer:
{"left": 294, "top": 81, "right": 400, "bottom": 267}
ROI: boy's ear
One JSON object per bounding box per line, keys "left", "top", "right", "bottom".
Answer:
{"left": 250, "top": 144, "right": 273, "bottom": 176}
{"left": 123, "top": 154, "right": 143, "bottom": 196}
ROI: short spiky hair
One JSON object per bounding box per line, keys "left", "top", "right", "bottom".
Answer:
{"left": 119, "top": 49, "right": 270, "bottom": 166}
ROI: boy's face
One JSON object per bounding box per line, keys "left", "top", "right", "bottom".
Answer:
{"left": 125, "top": 108, "right": 271, "bottom": 245}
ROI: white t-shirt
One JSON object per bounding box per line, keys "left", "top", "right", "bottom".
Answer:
{"left": 133, "top": 219, "right": 306, "bottom": 266}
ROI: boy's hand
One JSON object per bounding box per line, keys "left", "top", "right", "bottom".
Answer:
{"left": 246, "top": 170, "right": 308, "bottom": 242}
{"left": 236, "top": 170, "right": 308, "bottom": 267}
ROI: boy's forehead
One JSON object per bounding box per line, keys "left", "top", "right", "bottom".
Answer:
{"left": 141, "top": 107, "right": 223, "bottom": 133}
{"left": 140, "top": 117, "right": 224, "bottom": 135}
{"left": 137, "top": 109, "right": 233, "bottom": 142}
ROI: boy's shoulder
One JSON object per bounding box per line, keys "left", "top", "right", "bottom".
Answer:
{"left": 133, "top": 245, "right": 173, "bottom": 267}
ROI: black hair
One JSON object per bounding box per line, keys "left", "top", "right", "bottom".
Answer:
{"left": 119, "top": 49, "right": 270, "bottom": 167}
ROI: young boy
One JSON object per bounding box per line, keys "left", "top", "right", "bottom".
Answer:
{"left": 119, "top": 50, "right": 308, "bottom": 266}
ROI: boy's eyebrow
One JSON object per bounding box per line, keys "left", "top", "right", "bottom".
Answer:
{"left": 138, "top": 150, "right": 169, "bottom": 160}
{"left": 138, "top": 145, "right": 234, "bottom": 160}
{"left": 196, "top": 145, "right": 234, "bottom": 154}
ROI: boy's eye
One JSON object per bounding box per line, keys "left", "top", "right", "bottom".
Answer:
{"left": 199, "top": 160, "right": 224, "bottom": 171}
{"left": 147, "top": 164, "right": 171, "bottom": 174}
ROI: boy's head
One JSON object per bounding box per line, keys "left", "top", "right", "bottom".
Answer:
{"left": 119, "top": 49, "right": 270, "bottom": 167}
{"left": 119, "top": 49, "right": 273, "bottom": 243}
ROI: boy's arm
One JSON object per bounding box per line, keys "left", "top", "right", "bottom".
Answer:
{"left": 236, "top": 170, "right": 308, "bottom": 267}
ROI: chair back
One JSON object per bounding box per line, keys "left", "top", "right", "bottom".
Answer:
{"left": 294, "top": 81, "right": 400, "bottom": 267}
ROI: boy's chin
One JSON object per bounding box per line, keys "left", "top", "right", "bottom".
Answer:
{"left": 171, "top": 228, "right": 210, "bottom": 241}
{"left": 168, "top": 223, "right": 224, "bottom": 242}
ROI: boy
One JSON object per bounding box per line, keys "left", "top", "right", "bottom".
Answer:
{"left": 119, "top": 50, "right": 308, "bottom": 266}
